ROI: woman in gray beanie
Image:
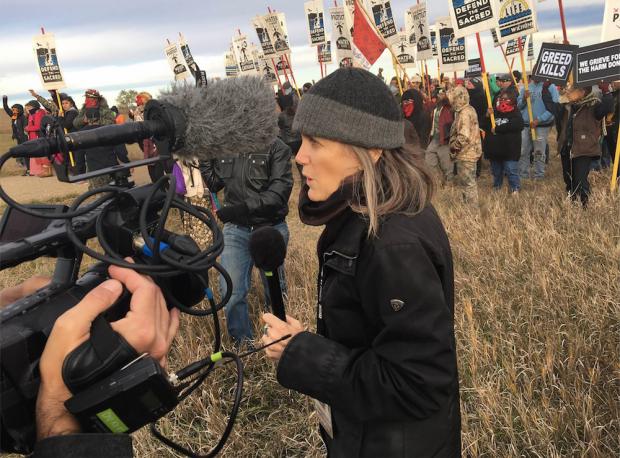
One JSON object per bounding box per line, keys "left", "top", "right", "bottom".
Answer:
{"left": 261, "top": 67, "right": 461, "bottom": 457}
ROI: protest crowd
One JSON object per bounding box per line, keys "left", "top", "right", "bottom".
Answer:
{"left": 1, "top": 0, "right": 619, "bottom": 457}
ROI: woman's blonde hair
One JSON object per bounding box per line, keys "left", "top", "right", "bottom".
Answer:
{"left": 349, "top": 144, "right": 434, "bottom": 237}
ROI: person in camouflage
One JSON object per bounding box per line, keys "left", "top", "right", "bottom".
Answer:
{"left": 73, "top": 89, "right": 116, "bottom": 130}
{"left": 447, "top": 85, "right": 482, "bottom": 205}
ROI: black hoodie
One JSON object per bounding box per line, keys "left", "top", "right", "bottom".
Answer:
{"left": 3, "top": 98, "right": 28, "bottom": 144}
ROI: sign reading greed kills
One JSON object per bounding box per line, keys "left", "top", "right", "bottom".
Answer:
{"left": 465, "top": 58, "right": 482, "bottom": 77}
{"left": 574, "top": 39, "right": 620, "bottom": 87}
{"left": 449, "top": 0, "right": 498, "bottom": 38}
{"left": 437, "top": 17, "right": 468, "bottom": 72}
{"left": 493, "top": 0, "right": 538, "bottom": 44}
{"left": 533, "top": 42, "right": 577, "bottom": 85}
{"left": 32, "top": 33, "right": 66, "bottom": 90}
{"left": 305, "top": 0, "right": 326, "bottom": 46}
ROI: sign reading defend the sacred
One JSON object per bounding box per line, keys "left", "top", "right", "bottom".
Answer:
{"left": 532, "top": 42, "right": 578, "bottom": 85}
{"left": 253, "top": 15, "right": 276, "bottom": 57}
{"left": 574, "top": 39, "right": 620, "bottom": 87}
{"left": 367, "top": 0, "right": 399, "bottom": 46}
{"left": 305, "top": 0, "right": 326, "bottom": 46}
{"left": 493, "top": 0, "right": 538, "bottom": 44}
{"left": 409, "top": 2, "right": 433, "bottom": 61}
{"left": 449, "top": 0, "right": 498, "bottom": 38}
{"left": 437, "top": 17, "right": 468, "bottom": 72}
{"left": 32, "top": 33, "right": 66, "bottom": 90}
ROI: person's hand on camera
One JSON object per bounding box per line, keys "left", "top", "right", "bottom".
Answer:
{"left": 261, "top": 313, "right": 304, "bottom": 361}
{"left": 0, "top": 275, "right": 51, "bottom": 308}
{"left": 36, "top": 263, "right": 179, "bottom": 439}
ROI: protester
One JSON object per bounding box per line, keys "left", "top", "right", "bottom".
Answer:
{"left": 73, "top": 89, "right": 116, "bottom": 130}
{"left": 448, "top": 85, "right": 482, "bottom": 205}
{"left": 78, "top": 107, "right": 131, "bottom": 189}
{"left": 201, "top": 94, "right": 293, "bottom": 345}
{"left": 260, "top": 67, "right": 460, "bottom": 457}
{"left": 277, "top": 93, "right": 303, "bottom": 179}
{"left": 517, "top": 75, "right": 559, "bottom": 179}
{"left": 557, "top": 85, "right": 614, "bottom": 206}
{"left": 603, "top": 81, "right": 620, "bottom": 178}
{"left": 465, "top": 77, "right": 488, "bottom": 178}
{"left": 483, "top": 89, "right": 524, "bottom": 193}
{"left": 426, "top": 89, "right": 454, "bottom": 185}
{"left": 24, "top": 100, "right": 52, "bottom": 177}
{"left": 2, "top": 95, "right": 29, "bottom": 173}
{"left": 110, "top": 105, "right": 125, "bottom": 124}
{"left": 302, "top": 82, "right": 313, "bottom": 94}
{"left": 388, "top": 76, "right": 400, "bottom": 98}
{"left": 402, "top": 85, "right": 427, "bottom": 148}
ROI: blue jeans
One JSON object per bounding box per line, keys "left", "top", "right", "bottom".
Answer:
{"left": 519, "top": 126, "right": 551, "bottom": 179}
{"left": 490, "top": 160, "right": 520, "bottom": 191}
{"left": 220, "top": 222, "right": 289, "bottom": 343}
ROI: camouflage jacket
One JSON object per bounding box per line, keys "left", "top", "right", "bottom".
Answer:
{"left": 448, "top": 86, "right": 482, "bottom": 163}
{"left": 73, "top": 98, "right": 116, "bottom": 129}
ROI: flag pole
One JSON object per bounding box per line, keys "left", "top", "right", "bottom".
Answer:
{"left": 518, "top": 36, "right": 536, "bottom": 140}
{"left": 476, "top": 32, "right": 495, "bottom": 130}
{"left": 558, "top": 0, "right": 569, "bottom": 44}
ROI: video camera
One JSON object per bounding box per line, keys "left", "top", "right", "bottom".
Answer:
{"left": 0, "top": 101, "right": 241, "bottom": 456}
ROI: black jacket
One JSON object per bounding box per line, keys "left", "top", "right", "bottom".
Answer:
{"left": 32, "top": 434, "right": 132, "bottom": 457}
{"left": 201, "top": 138, "right": 293, "bottom": 226}
{"left": 278, "top": 110, "right": 301, "bottom": 145}
{"left": 483, "top": 107, "right": 524, "bottom": 162}
{"left": 78, "top": 125, "right": 130, "bottom": 172}
{"left": 277, "top": 206, "right": 461, "bottom": 457}
{"left": 3, "top": 99, "right": 28, "bottom": 144}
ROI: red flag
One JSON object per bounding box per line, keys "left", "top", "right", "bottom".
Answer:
{"left": 352, "top": 0, "right": 386, "bottom": 65}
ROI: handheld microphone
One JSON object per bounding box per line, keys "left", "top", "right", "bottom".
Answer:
{"left": 249, "top": 227, "right": 287, "bottom": 321}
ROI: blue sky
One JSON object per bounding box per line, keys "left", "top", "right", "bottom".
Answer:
{"left": 0, "top": 0, "right": 605, "bottom": 107}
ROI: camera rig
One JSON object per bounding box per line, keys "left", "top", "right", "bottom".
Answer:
{"left": 0, "top": 102, "right": 273, "bottom": 457}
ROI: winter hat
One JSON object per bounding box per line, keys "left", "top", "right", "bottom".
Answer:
{"left": 292, "top": 67, "right": 404, "bottom": 149}
{"left": 26, "top": 100, "right": 40, "bottom": 109}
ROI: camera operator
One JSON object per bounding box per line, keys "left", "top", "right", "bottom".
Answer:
{"left": 2, "top": 264, "right": 179, "bottom": 458}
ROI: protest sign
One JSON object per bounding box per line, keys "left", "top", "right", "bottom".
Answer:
{"left": 252, "top": 15, "right": 276, "bottom": 57}
{"left": 305, "top": 0, "right": 326, "bottom": 46}
{"left": 330, "top": 6, "right": 354, "bottom": 68}
{"left": 264, "top": 12, "right": 290, "bottom": 56}
{"left": 405, "top": 8, "right": 415, "bottom": 45}
{"left": 179, "top": 36, "right": 198, "bottom": 75}
{"left": 527, "top": 34, "right": 535, "bottom": 61}
{"left": 430, "top": 27, "right": 438, "bottom": 57}
{"left": 602, "top": 0, "right": 620, "bottom": 41}
{"left": 493, "top": 0, "right": 538, "bottom": 44}
{"left": 448, "top": 0, "right": 498, "bottom": 38}
{"left": 257, "top": 53, "right": 278, "bottom": 83}
{"left": 225, "top": 47, "right": 239, "bottom": 77}
{"left": 532, "top": 42, "right": 577, "bottom": 85}
{"left": 504, "top": 35, "right": 528, "bottom": 56}
{"left": 32, "top": 33, "right": 66, "bottom": 90}
{"left": 409, "top": 2, "right": 433, "bottom": 61}
{"left": 395, "top": 31, "right": 416, "bottom": 67}
{"left": 437, "top": 17, "right": 468, "bottom": 72}
{"left": 165, "top": 42, "right": 191, "bottom": 81}
{"left": 465, "top": 58, "right": 482, "bottom": 77}
{"left": 318, "top": 40, "right": 332, "bottom": 63}
{"left": 491, "top": 29, "right": 500, "bottom": 47}
{"left": 367, "top": 0, "right": 399, "bottom": 46}
{"left": 232, "top": 34, "right": 258, "bottom": 75}
{"left": 574, "top": 39, "right": 620, "bottom": 87}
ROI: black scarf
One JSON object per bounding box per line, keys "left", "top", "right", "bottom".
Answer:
{"left": 298, "top": 178, "right": 359, "bottom": 227}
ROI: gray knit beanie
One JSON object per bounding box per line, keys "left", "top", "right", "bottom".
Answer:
{"left": 293, "top": 67, "right": 405, "bottom": 149}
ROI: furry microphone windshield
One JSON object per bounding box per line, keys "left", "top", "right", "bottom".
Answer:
{"left": 160, "top": 76, "right": 279, "bottom": 161}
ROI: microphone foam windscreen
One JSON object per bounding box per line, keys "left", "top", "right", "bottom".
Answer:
{"left": 160, "top": 76, "right": 278, "bottom": 161}
{"left": 249, "top": 226, "right": 287, "bottom": 271}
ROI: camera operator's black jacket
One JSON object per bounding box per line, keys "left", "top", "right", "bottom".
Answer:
{"left": 201, "top": 138, "right": 293, "bottom": 226}
{"left": 277, "top": 206, "right": 461, "bottom": 457}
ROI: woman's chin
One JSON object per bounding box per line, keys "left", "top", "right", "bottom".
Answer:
{"left": 307, "top": 187, "right": 327, "bottom": 202}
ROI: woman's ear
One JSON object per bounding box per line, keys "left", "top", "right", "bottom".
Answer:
{"left": 369, "top": 149, "right": 383, "bottom": 164}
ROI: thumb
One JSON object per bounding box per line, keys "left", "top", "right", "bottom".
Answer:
{"left": 63, "top": 279, "right": 123, "bottom": 323}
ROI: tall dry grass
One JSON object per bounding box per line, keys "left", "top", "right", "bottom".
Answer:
{"left": 1, "top": 153, "right": 618, "bottom": 457}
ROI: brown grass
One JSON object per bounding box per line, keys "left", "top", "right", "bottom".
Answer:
{"left": 1, "top": 147, "right": 619, "bottom": 457}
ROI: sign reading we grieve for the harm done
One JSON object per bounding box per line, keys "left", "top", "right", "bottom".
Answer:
{"left": 574, "top": 39, "right": 620, "bottom": 87}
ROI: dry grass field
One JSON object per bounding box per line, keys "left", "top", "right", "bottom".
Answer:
{"left": 1, "top": 124, "right": 618, "bottom": 456}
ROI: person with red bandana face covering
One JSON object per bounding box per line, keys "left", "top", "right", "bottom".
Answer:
{"left": 483, "top": 89, "right": 524, "bottom": 193}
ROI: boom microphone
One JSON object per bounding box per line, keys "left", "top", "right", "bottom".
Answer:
{"left": 8, "top": 76, "right": 279, "bottom": 163}
{"left": 249, "top": 226, "right": 287, "bottom": 321}
{"left": 159, "top": 75, "right": 279, "bottom": 161}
